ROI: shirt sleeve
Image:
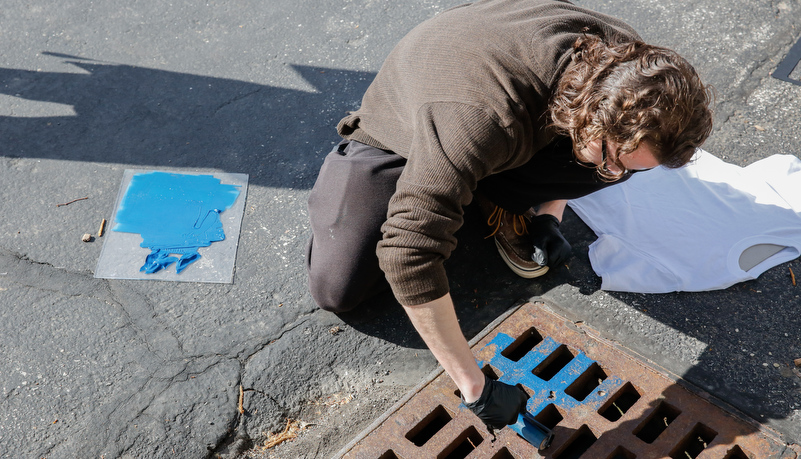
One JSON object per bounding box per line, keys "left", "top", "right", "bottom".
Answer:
{"left": 376, "top": 102, "right": 514, "bottom": 305}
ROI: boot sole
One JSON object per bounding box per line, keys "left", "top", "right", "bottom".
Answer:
{"left": 494, "top": 239, "right": 549, "bottom": 279}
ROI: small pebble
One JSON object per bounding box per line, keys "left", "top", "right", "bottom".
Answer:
{"left": 81, "top": 233, "right": 93, "bottom": 242}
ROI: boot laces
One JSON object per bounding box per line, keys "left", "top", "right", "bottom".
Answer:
{"left": 485, "top": 205, "right": 528, "bottom": 238}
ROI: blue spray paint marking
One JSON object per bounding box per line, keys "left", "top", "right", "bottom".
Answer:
{"left": 473, "top": 333, "right": 625, "bottom": 442}
{"left": 113, "top": 172, "right": 241, "bottom": 274}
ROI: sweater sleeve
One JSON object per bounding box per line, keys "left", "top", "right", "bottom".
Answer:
{"left": 377, "top": 102, "right": 513, "bottom": 306}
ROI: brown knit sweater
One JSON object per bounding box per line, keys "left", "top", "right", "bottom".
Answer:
{"left": 337, "top": 0, "right": 640, "bottom": 305}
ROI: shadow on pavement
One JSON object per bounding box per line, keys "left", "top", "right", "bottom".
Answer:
{"left": 338, "top": 290, "right": 428, "bottom": 351}
{"left": 1, "top": 53, "right": 375, "bottom": 189}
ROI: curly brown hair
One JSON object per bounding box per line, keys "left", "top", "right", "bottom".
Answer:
{"left": 550, "top": 35, "right": 714, "bottom": 180}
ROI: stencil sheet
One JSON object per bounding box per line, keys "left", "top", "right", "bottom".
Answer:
{"left": 95, "top": 169, "right": 248, "bottom": 283}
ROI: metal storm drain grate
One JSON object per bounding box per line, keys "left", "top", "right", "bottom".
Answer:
{"left": 338, "top": 301, "right": 801, "bottom": 459}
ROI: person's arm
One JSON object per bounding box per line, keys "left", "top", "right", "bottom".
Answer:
{"left": 402, "top": 293, "right": 485, "bottom": 402}
{"left": 378, "top": 104, "right": 527, "bottom": 426}
{"left": 403, "top": 293, "right": 528, "bottom": 429}
{"left": 377, "top": 102, "right": 515, "bottom": 306}
{"left": 535, "top": 199, "right": 567, "bottom": 222}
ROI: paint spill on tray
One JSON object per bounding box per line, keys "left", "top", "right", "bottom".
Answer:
{"left": 113, "top": 172, "right": 240, "bottom": 274}
{"left": 95, "top": 170, "right": 248, "bottom": 283}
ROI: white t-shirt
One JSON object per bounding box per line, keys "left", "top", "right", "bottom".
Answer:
{"left": 568, "top": 150, "right": 801, "bottom": 293}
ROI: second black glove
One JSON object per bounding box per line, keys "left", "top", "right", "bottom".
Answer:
{"left": 528, "top": 214, "right": 572, "bottom": 268}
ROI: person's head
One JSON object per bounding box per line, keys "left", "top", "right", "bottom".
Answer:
{"left": 550, "top": 35, "right": 714, "bottom": 180}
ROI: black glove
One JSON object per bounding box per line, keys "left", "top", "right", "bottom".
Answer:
{"left": 528, "top": 214, "right": 572, "bottom": 268}
{"left": 463, "top": 375, "right": 528, "bottom": 430}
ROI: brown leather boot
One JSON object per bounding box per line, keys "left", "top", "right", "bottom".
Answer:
{"left": 473, "top": 193, "right": 548, "bottom": 278}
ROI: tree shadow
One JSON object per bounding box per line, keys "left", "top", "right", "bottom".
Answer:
{"left": 1, "top": 53, "right": 375, "bottom": 189}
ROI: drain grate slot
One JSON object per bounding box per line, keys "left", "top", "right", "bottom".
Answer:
{"left": 438, "top": 426, "right": 483, "bottom": 459}
{"left": 378, "top": 451, "right": 400, "bottom": 459}
{"left": 534, "top": 403, "right": 563, "bottom": 430}
{"left": 517, "top": 383, "right": 538, "bottom": 400}
{"left": 723, "top": 445, "right": 750, "bottom": 459}
{"left": 599, "top": 382, "right": 641, "bottom": 422}
{"left": 605, "top": 446, "right": 635, "bottom": 459}
{"left": 634, "top": 401, "right": 681, "bottom": 444}
{"left": 482, "top": 364, "right": 500, "bottom": 380}
{"left": 406, "top": 405, "right": 452, "bottom": 447}
{"left": 554, "top": 424, "right": 597, "bottom": 459}
{"left": 532, "top": 344, "right": 575, "bottom": 381}
{"left": 669, "top": 423, "right": 717, "bottom": 459}
{"left": 501, "top": 327, "right": 543, "bottom": 362}
{"left": 565, "top": 362, "right": 608, "bottom": 401}
{"left": 490, "top": 447, "right": 515, "bottom": 459}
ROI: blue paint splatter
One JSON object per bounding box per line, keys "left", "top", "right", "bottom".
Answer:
{"left": 474, "top": 333, "right": 626, "bottom": 443}
{"left": 113, "top": 172, "right": 241, "bottom": 274}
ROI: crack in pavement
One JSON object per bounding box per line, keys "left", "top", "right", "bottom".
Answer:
{"left": 0, "top": 247, "right": 247, "bottom": 457}
{"left": 104, "top": 280, "right": 188, "bottom": 359}
{"left": 2, "top": 248, "right": 189, "bottom": 364}
{"left": 214, "top": 88, "right": 264, "bottom": 115}
{"left": 237, "top": 312, "right": 316, "bottom": 365}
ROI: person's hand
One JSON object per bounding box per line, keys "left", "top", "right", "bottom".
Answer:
{"left": 463, "top": 375, "right": 528, "bottom": 429}
{"left": 528, "top": 214, "right": 572, "bottom": 268}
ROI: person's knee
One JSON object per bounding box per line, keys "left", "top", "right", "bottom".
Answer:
{"left": 316, "top": 299, "right": 357, "bottom": 314}
{"left": 307, "top": 235, "right": 386, "bottom": 313}
{"left": 307, "top": 238, "right": 360, "bottom": 313}
{"left": 308, "top": 276, "right": 362, "bottom": 314}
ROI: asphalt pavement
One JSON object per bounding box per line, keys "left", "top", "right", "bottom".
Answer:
{"left": 1, "top": 0, "right": 800, "bottom": 458}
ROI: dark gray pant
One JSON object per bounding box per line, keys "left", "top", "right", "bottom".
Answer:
{"left": 306, "top": 140, "right": 405, "bottom": 312}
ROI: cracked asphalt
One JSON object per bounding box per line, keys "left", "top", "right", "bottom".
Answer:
{"left": 1, "top": 0, "right": 800, "bottom": 458}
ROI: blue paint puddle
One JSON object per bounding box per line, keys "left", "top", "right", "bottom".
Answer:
{"left": 113, "top": 172, "right": 241, "bottom": 274}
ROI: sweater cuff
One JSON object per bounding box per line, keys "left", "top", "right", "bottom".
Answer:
{"left": 379, "top": 250, "right": 450, "bottom": 306}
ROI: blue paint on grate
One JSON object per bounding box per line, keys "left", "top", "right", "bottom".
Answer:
{"left": 478, "top": 333, "right": 625, "bottom": 426}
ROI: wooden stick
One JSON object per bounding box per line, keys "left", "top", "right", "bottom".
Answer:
{"left": 238, "top": 385, "right": 245, "bottom": 414}
{"left": 56, "top": 197, "right": 88, "bottom": 207}
{"left": 98, "top": 218, "right": 107, "bottom": 237}
{"left": 791, "top": 267, "right": 796, "bottom": 286}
